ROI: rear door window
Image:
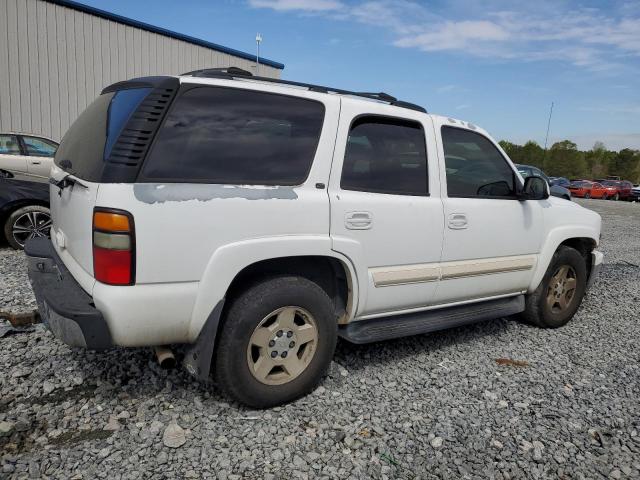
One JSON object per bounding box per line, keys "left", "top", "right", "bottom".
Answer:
{"left": 21, "top": 136, "right": 58, "bottom": 157}
{"left": 0, "top": 135, "right": 21, "bottom": 155}
{"left": 340, "top": 116, "right": 428, "bottom": 196}
{"left": 141, "top": 86, "right": 325, "bottom": 185}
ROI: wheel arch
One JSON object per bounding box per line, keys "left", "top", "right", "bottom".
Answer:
{"left": 528, "top": 228, "right": 598, "bottom": 293}
{"left": 183, "top": 240, "right": 359, "bottom": 382}
{"left": 188, "top": 236, "right": 360, "bottom": 341}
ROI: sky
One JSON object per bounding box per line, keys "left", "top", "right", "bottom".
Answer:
{"left": 82, "top": 0, "right": 640, "bottom": 151}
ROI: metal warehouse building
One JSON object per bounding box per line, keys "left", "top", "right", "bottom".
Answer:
{"left": 0, "top": 0, "right": 284, "bottom": 141}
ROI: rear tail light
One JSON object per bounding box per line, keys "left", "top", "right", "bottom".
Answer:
{"left": 93, "top": 209, "right": 135, "bottom": 285}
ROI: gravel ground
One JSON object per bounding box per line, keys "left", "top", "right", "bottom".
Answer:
{"left": 1, "top": 199, "right": 639, "bottom": 479}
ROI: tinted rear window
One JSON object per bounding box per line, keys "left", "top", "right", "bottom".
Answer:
{"left": 140, "top": 86, "right": 325, "bottom": 185}
{"left": 54, "top": 88, "right": 151, "bottom": 181}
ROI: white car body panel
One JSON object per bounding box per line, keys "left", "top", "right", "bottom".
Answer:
{"left": 44, "top": 76, "right": 602, "bottom": 347}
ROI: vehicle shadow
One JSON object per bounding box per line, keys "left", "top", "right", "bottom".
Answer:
{"left": 334, "top": 315, "right": 515, "bottom": 372}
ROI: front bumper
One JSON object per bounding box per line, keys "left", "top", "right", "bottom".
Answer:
{"left": 25, "top": 238, "right": 113, "bottom": 349}
{"left": 587, "top": 249, "right": 604, "bottom": 290}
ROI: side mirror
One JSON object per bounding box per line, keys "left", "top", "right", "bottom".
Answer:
{"left": 519, "top": 176, "right": 549, "bottom": 200}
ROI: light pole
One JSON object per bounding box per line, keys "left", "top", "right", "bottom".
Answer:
{"left": 255, "top": 33, "right": 262, "bottom": 76}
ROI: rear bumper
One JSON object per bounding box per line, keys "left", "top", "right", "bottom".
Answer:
{"left": 587, "top": 249, "right": 604, "bottom": 290}
{"left": 25, "top": 237, "right": 113, "bottom": 349}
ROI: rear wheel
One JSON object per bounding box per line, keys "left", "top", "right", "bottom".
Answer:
{"left": 214, "top": 276, "right": 337, "bottom": 408}
{"left": 520, "top": 246, "right": 587, "bottom": 328}
{"left": 602, "top": 194, "right": 608, "bottom": 200}
{"left": 584, "top": 192, "right": 591, "bottom": 199}
{"left": 613, "top": 193, "right": 619, "bottom": 201}
{"left": 3, "top": 205, "right": 51, "bottom": 249}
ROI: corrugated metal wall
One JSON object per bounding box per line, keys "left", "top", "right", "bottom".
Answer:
{"left": 0, "top": 0, "right": 281, "bottom": 141}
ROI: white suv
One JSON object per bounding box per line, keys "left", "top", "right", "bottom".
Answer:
{"left": 26, "top": 69, "right": 603, "bottom": 407}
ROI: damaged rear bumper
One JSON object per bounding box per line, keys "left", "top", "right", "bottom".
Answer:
{"left": 24, "top": 237, "right": 113, "bottom": 350}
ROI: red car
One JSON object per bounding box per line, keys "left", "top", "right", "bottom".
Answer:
{"left": 597, "top": 180, "right": 634, "bottom": 200}
{"left": 568, "top": 181, "right": 608, "bottom": 199}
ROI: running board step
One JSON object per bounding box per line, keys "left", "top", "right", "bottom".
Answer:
{"left": 338, "top": 295, "right": 525, "bottom": 344}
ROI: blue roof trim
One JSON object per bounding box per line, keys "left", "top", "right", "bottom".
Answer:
{"left": 44, "top": 0, "right": 285, "bottom": 70}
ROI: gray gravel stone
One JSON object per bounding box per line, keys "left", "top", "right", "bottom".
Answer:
{"left": 0, "top": 199, "right": 638, "bottom": 479}
{"left": 163, "top": 423, "right": 186, "bottom": 448}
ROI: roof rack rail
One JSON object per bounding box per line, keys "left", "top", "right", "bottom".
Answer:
{"left": 181, "top": 67, "right": 254, "bottom": 78}
{"left": 180, "top": 68, "right": 427, "bottom": 113}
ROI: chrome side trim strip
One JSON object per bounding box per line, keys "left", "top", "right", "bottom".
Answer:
{"left": 371, "top": 264, "right": 439, "bottom": 287}
{"left": 370, "top": 255, "right": 536, "bottom": 287}
{"left": 441, "top": 255, "right": 536, "bottom": 280}
{"left": 354, "top": 291, "right": 526, "bottom": 321}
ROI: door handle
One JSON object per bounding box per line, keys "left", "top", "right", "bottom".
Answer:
{"left": 448, "top": 213, "right": 468, "bottom": 229}
{"left": 31, "top": 161, "right": 41, "bottom": 165}
{"left": 345, "top": 211, "right": 372, "bottom": 230}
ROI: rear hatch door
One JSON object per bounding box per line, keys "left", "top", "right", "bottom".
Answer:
{"left": 50, "top": 83, "right": 165, "bottom": 293}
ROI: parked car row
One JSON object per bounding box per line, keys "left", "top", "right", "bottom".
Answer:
{"left": 567, "top": 179, "right": 635, "bottom": 200}
{"left": 516, "top": 164, "right": 571, "bottom": 200}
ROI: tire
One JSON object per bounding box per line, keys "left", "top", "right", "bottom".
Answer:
{"left": 613, "top": 193, "right": 619, "bottom": 201}
{"left": 520, "top": 246, "right": 587, "bottom": 328}
{"left": 214, "top": 276, "right": 337, "bottom": 408}
{"left": 3, "top": 205, "right": 51, "bottom": 250}
{"left": 602, "top": 194, "right": 608, "bottom": 200}
{"left": 584, "top": 192, "right": 590, "bottom": 199}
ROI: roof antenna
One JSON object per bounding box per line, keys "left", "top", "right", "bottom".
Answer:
{"left": 255, "top": 33, "right": 262, "bottom": 76}
{"left": 543, "top": 101, "right": 554, "bottom": 165}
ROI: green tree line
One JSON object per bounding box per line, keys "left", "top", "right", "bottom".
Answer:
{"left": 498, "top": 140, "right": 640, "bottom": 183}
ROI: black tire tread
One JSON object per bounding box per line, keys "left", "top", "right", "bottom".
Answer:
{"left": 3, "top": 205, "right": 50, "bottom": 250}
{"left": 214, "top": 275, "right": 337, "bottom": 408}
{"left": 521, "top": 245, "right": 587, "bottom": 328}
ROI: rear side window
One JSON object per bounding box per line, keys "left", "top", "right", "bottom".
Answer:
{"left": 442, "top": 127, "right": 516, "bottom": 198}
{"left": 340, "top": 116, "right": 428, "bottom": 196}
{"left": 141, "top": 86, "right": 325, "bottom": 185}
{"left": 0, "top": 135, "right": 21, "bottom": 155}
{"left": 54, "top": 87, "right": 151, "bottom": 181}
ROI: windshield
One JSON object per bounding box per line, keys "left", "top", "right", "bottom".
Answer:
{"left": 54, "top": 88, "right": 151, "bottom": 181}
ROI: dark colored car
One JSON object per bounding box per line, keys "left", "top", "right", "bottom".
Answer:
{"left": 0, "top": 175, "right": 51, "bottom": 249}
{"left": 549, "top": 176, "right": 571, "bottom": 188}
{"left": 516, "top": 164, "right": 571, "bottom": 200}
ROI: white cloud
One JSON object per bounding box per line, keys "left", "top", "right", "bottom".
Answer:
{"left": 395, "top": 20, "right": 509, "bottom": 52}
{"left": 250, "top": 0, "right": 640, "bottom": 72}
{"left": 248, "top": 0, "right": 344, "bottom": 12}
{"left": 436, "top": 84, "right": 456, "bottom": 94}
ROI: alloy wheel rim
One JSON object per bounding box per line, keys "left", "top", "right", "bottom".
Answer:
{"left": 546, "top": 265, "right": 577, "bottom": 314}
{"left": 246, "top": 306, "right": 318, "bottom": 386}
{"left": 12, "top": 211, "right": 51, "bottom": 247}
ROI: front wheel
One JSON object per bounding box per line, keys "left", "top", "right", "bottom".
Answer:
{"left": 214, "top": 276, "right": 337, "bottom": 408}
{"left": 520, "top": 246, "right": 587, "bottom": 328}
{"left": 613, "top": 193, "right": 619, "bottom": 201}
{"left": 584, "top": 192, "right": 591, "bottom": 199}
